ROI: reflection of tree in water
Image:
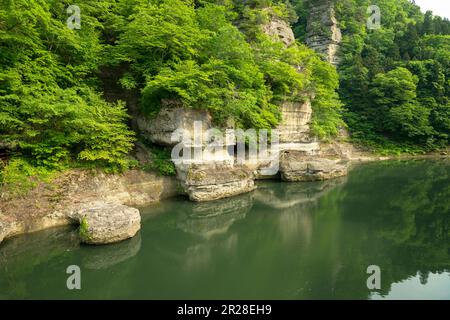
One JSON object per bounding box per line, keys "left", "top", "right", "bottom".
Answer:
{"left": 0, "top": 226, "right": 79, "bottom": 299}
{"left": 334, "top": 160, "right": 450, "bottom": 298}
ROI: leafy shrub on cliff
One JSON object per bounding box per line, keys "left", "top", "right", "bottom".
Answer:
{"left": 142, "top": 144, "right": 177, "bottom": 177}
{"left": 308, "top": 55, "right": 345, "bottom": 138}
{"left": 0, "top": 0, "right": 135, "bottom": 175}
{"left": 0, "top": 158, "right": 56, "bottom": 197}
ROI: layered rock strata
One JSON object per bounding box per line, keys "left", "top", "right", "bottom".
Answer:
{"left": 280, "top": 150, "right": 348, "bottom": 182}
{"left": 305, "top": 1, "right": 342, "bottom": 65}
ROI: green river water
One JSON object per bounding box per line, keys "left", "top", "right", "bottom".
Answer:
{"left": 0, "top": 160, "right": 449, "bottom": 299}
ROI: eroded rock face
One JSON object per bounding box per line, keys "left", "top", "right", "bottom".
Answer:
{"left": 277, "top": 100, "right": 313, "bottom": 143}
{"left": 69, "top": 202, "right": 141, "bottom": 245}
{"left": 68, "top": 170, "right": 178, "bottom": 207}
{"left": 0, "top": 211, "right": 70, "bottom": 245}
{"left": 137, "top": 107, "right": 212, "bottom": 146}
{"left": 280, "top": 150, "right": 348, "bottom": 182}
{"left": 178, "top": 163, "right": 255, "bottom": 202}
{"left": 306, "top": 2, "right": 342, "bottom": 66}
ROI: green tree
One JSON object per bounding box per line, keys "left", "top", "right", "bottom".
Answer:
{"left": 369, "top": 67, "right": 433, "bottom": 140}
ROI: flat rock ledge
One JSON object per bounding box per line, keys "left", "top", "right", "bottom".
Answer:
{"left": 68, "top": 202, "right": 141, "bottom": 245}
{"left": 280, "top": 151, "right": 349, "bottom": 182}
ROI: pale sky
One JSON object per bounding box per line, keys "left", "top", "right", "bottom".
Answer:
{"left": 414, "top": 0, "right": 450, "bottom": 19}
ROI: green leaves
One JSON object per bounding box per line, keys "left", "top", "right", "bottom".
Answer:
{"left": 133, "top": 1, "right": 312, "bottom": 130}
{"left": 0, "top": 0, "right": 135, "bottom": 174}
{"left": 327, "top": 0, "right": 450, "bottom": 149}
{"left": 309, "top": 56, "right": 345, "bottom": 139}
{"left": 369, "top": 67, "right": 433, "bottom": 139}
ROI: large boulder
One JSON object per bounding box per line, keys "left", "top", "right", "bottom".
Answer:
{"left": 280, "top": 150, "right": 348, "bottom": 182}
{"left": 69, "top": 202, "right": 141, "bottom": 245}
{"left": 177, "top": 163, "right": 255, "bottom": 202}
{"left": 0, "top": 217, "right": 17, "bottom": 244}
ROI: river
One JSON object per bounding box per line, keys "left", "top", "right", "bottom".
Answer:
{"left": 0, "top": 160, "right": 449, "bottom": 299}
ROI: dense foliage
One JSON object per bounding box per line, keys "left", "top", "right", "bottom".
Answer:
{"left": 1, "top": 0, "right": 448, "bottom": 189}
{"left": 1, "top": 0, "right": 343, "bottom": 187}
{"left": 0, "top": 0, "right": 136, "bottom": 174}
{"left": 293, "top": 0, "right": 450, "bottom": 152}
{"left": 110, "top": 0, "right": 341, "bottom": 133}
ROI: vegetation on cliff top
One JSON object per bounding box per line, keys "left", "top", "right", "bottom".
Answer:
{"left": 0, "top": 0, "right": 342, "bottom": 187}
{"left": 0, "top": 0, "right": 448, "bottom": 189}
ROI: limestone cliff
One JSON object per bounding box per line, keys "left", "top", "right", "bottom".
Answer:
{"left": 262, "top": 13, "right": 296, "bottom": 47}
{"left": 305, "top": 0, "right": 342, "bottom": 66}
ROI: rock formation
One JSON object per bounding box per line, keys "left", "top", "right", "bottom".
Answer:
{"left": 177, "top": 162, "right": 255, "bottom": 202}
{"left": 305, "top": 0, "right": 342, "bottom": 66}
{"left": 277, "top": 100, "right": 313, "bottom": 144}
{"left": 262, "top": 14, "right": 296, "bottom": 47}
{"left": 136, "top": 7, "right": 350, "bottom": 201}
{"left": 280, "top": 150, "right": 348, "bottom": 182}
{"left": 137, "top": 103, "right": 212, "bottom": 146}
{"left": 263, "top": 7, "right": 349, "bottom": 182}
{"left": 69, "top": 201, "right": 141, "bottom": 245}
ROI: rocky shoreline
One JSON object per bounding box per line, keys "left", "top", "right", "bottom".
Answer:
{"left": 1, "top": 149, "right": 446, "bottom": 247}
{"left": 1, "top": 5, "right": 448, "bottom": 247}
{"left": 0, "top": 170, "right": 178, "bottom": 245}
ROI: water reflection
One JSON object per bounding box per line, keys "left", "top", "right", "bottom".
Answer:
{"left": 0, "top": 160, "right": 449, "bottom": 299}
{"left": 255, "top": 178, "right": 347, "bottom": 245}
{"left": 177, "top": 194, "right": 253, "bottom": 238}
{"left": 83, "top": 234, "right": 141, "bottom": 270}
{"left": 254, "top": 177, "right": 347, "bottom": 209}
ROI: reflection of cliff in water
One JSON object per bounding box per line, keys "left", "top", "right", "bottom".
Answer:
{"left": 175, "top": 194, "right": 253, "bottom": 270}
{"left": 174, "top": 179, "right": 348, "bottom": 273}
{"left": 254, "top": 177, "right": 347, "bottom": 210}
{"left": 255, "top": 177, "right": 347, "bottom": 246}
{"left": 177, "top": 193, "right": 253, "bottom": 238}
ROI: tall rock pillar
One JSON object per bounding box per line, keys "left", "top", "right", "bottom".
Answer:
{"left": 305, "top": 0, "right": 342, "bottom": 66}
